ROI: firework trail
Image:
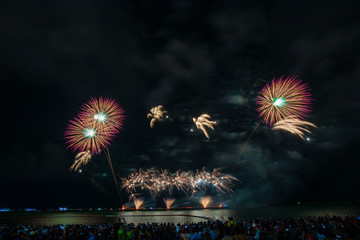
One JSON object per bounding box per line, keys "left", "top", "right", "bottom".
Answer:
{"left": 233, "top": 76, "right": 313, "bottom": 173}
{"left": 199, "top": 196, "right": 212, "bottom": 208}
{"left": 104, "top": 145, "right": 122, "bottom": 203}
{"left": 65, "top": 97, "right": 125, "bottom": 204}
{"left": 147, "top": 105, "right": 168, "bottom": 128}
{"left": 164, "top": 198, "right": 176, "bottom": 209}
{"left": 272, "top": 116, "right": 317, "bottom": 139}
{"left": 81, "top": 97, "right": 124, "bottom": 204}
{"left": 231, "top": 122, "right": 261, "bottom": 173}
{"left": 193, "top": 114, "right": 217, "bottom": 139}
{"left": 91, "top": 178, "right": 109, "bottom": 195}
{"left": 69, "top": 151, "right": 92, "bottom": 172}
{"left": 257, "top": 76, "right": 312, "bottom": 126}
{"left": 133, "top": 198, "right": 144, "bottom": 210}
{"left": 121, "top": 168, "right": 238, "bottom": 198}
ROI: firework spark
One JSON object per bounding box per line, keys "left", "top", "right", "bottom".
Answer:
{"left": 65, "top": 97, "right": 125, "bottom": 205}
{"left": 80, "top": 97, "right": 125, "bottom": 134}
{"left": 147, "top": 105, "right": 168, "bottom": 128}
{"left": 69, "top": 151, "right": 92, "bottom": 171}
{"left": 272, "top": 116, "right": 317, "bottom": 139}
{"left": 194, "top": 168, "right": 238, "bottom": 195}
{"left": 193, "top": 114, "right": 217, "bottom": 139}
{"left": 121, "top": 168, "right": 238, "bottom": 198}
{"left": 257, "top": 76, "right": 312, "bottom": 126}
{"left": 64, "top": 117, "right": 114, "bottom": 153}
{"left": 164, "top": 198, "right": 176, "bottom": 209}
{"left": 199, "top": 196, "right": 212, "bottom": 208}
{"left": 133, "top": 198, "right": 144, "bottom": 210}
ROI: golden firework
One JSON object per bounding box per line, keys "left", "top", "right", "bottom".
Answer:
{"left": 133, "top": 197, "right": 144, "bottom": 210}
{"left": 164, "top": 198, "right": 176, "bottom": 209}
{"left": 272, "top": 116, "right": 317, "bottom": 139}
{"left": 199, "top": 196, "right": 212, "bottom": 208}
{"left": 257, "top": 76, "right": 312, "bottom": 126}
{"left": 147, "top": 105, "right": 168, "bottom": 128}
{"left": 69, "top": 151, "right": 92, "bottom": 171}
{"left": 65, "top": 117, "right": 114, "bottom": 153}
{"left": 193, "top": 114, "right": 217, "bottom": 139}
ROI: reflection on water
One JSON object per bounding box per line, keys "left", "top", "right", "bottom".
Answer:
{"left": 1, "top": 204, "right": 359, "bottom": 225}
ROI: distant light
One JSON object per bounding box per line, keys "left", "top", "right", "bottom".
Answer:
{"left": 58, "top": 207, "right": 68, "bottom": 211}
{"left": 306, "top": 137, "right": 311, "bottom": 142}
{"left": 166, "top": 116, "right": 169, "bottom": 119}
{"left": 273, "top": 98, "right": 286, "bottom": 107}
{"left": 0, "top": 208, "right": 10, "bottom": 212}
{"left": 79, "top": 169, "right": 82, "bottom": 173}
{"left": 94, "top": 112, "right": 107, "bottom": 122}
{"left": 97, "top": 208, "right": 103, "bottom": 211}
{"left": 25, "top": 208, "right": 36, "bottom": 212}
{"left": 190, "top": 129, "right": 194, "bottom": 132}
{"left": 83, "top": 128, "right": 96, "bottom": 138}
{"left": 297, "top": 202, "right": 301, "bottom": 205}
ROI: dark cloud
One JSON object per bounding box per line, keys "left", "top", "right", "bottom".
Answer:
{"left": 1, "top": 0, "right": 359, "bottom": 208}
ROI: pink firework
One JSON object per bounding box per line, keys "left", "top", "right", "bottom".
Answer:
{"left": 257, "top": 76, "right": 312, "bottom": 126}
{"left": 79, "top": 97, "right": 125, "bottom": 134}
{"left": 64, "top": 116, "right": 115, "bottom": 154}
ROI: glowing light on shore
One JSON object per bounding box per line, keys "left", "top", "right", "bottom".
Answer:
{"left": 164, "top": 198, "right": 176, "bottom": 209}
{"left": 200, "top": 196, "right": 212, "bottom": 208}
{"left": 133, "top": 198, "right": 144, "bottom": 210}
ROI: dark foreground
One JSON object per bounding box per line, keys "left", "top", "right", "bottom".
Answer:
{"left": 1, "top": 215, "right": 360, "bottom": 239}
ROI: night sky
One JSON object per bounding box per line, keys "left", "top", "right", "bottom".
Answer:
{"left": 1, "top": 0, "right": 359, "bottom": 209}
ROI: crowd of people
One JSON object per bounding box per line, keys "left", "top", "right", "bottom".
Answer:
{"left": 0, "top": 215, "right": 359, "bottom": 239}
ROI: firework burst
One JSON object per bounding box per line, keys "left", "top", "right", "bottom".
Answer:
{"left": 194, "top": 168, "right": 238, "bottom": 195}
{"left": 147, "top": 105, "right": 168, "bottom": 128}
{"left": 80, "top": 97, "right": 125, "bottom": 134}
{"left": 257, "top": 76, "right": 312, "bottom": 126}
{"left": 121, "top": 168, "right": 238, "bottom": 198}
{"left": 193, "top": 114, "right": 217, "bottom": 139}
{"left": 272, "top": 116, "right": 317, "bottom": 139}
{"left": 69, "top": 151, "right": 92, "bottom": 171}
{"left": 64, "top": 117, "right": 114, "bottom": 153}
{"left": 65, "top": 97, "right": 125, "bottom": 204}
